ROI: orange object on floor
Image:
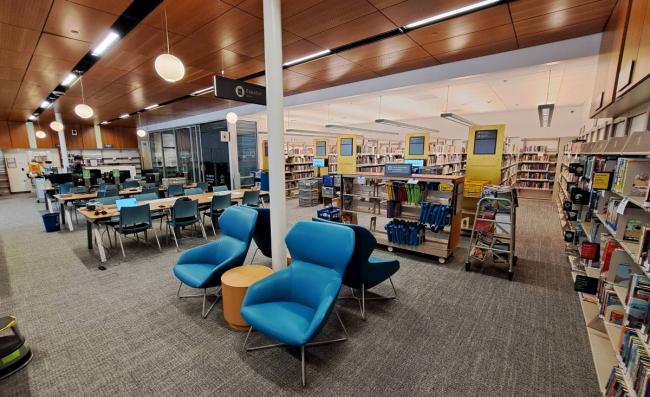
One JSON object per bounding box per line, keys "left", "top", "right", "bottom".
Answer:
{"left": 221, "top": 265, "right": 273, "bottom": 331}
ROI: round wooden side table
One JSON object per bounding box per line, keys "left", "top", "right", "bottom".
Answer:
{"left": 221, "top": 265, "right": 273, "bottom": 331}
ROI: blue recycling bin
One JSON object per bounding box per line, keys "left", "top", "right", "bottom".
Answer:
{"left": 42, "top": 213, "right": 60, "bottom": 232}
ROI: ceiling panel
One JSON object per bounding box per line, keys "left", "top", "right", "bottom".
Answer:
{"left": 407, "top": 4, "right": 512, "bottom": 45}
{"left": 142, "top": 0, "right": 233, "bottom": 36}
{"left": 338, "top": 35, "right": 419, "bottom": 63}
{"left": 380, "top": 0, "right": 479, "bottom": 27}
{"left": 33, "top": 33, "right": 90, "bottom": 62}
{"left": 189, "top": 49, "right": 254, "bottom": 72}
{"left": 435, "top": 37, "right": 518, "bottom": 64}
{"left": 509, "top": 0, "right": 614, "bottom": 21}
{"left": 258, "top": 39, "right": 326, "bottom": 64}
{"left": 355, "top": 46, "right": 436, "bottom": 74}
{"left": 282, "top": 0, "right": 376, "bottom": 38}
{"left": 112, "top": 22, "right": 184, "bottom": 61}
{"left": 43, "top": 0, "right": 120, "bottom": 44}
{"left": 235, "top": 0, "right": 323, "bottom": 19}
{"left": 221, "top": 58, "right": 266, "bottom": 80}
{"left": 225, "top": 29, "right": 301, "bottom": 59}
{"left": 67, "top": 0, "right": 132, "bottom": 15}
{"left": 0, "top": 67, "right": 24, "bottom": 83}
{"left": 517, "top": 17, "right": 608, "bottom": 48}
{"left": 12, "top": 82, "right": 53, "bottom": 111}
{"left": 288, "top": 55, "right": 359, "bottom": 76}
{"left": 22, "top": 55, "right": 78, "bottom": 89}
{"left": 367, "top": 0, "right": 406, "bottom": 9}
{"left": 0, "top": 22, "right": 40, "bottom": 53}
{"left": 422, "top": 24, "right": 516, "bottom": 57}
{"left": 0, "top": 49, "right": 32, "bottom": 70}
{"left": 512, "top": 0, "right": 617, "bottom": 37}
{"left": 307, "top": 11, "right": 398, "bottom": 49}
{"left": 0, "top": 0, "right": 52, "bottom": 31}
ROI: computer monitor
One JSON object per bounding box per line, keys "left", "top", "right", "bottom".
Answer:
{"left": 340, "top": 138, "right": 353, "bottom": 156}
{"left": 404, "top": 159, "right": 424, "bottom": 167}
{"left": 46, "top": 173, "right": 73, "bottom": 185}
{"left": 118, "top": 170, "right": 132, "bottom": 184}
{"left": 409, "top": 136, "right": 425, "bottom": 156}
{"left": 115, "top": 198, "right": 137, "bottom": 210}
{"left": 473, "top": 129, "right": 498, "bottom": 154}
{"left": 312, "top": 158, "right": 325, "bottom": 167}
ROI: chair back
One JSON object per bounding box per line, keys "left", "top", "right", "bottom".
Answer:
{"left": 172, "top": 198, "right": 198, "bottom": 220}
{"left": 96, "top": 196, "right": 118, "bottom": 205}
{"left": 97, "top": 189, "right": 118, "bottom": 198}
{"left": 167, "top": 184, "right": 184, "bottom": 197}
{"left": 121, "top": 180, "right": 140, "bottom": 189}
{"left": 97, "top": 180, "right": 106, "bottom": 191}
{"left": 143, "top": 182, "right": 157, "bottom": 189}
{"left": 210, "top": 193, "right": 231, "bottom": 212}
{"left": 119, "top": 204, "right": 151, "bottom": 231}
{"left": 252, "top": 208, "right": 272, "bottom": 257}
{"left": 213, "top": 185, "right": 228, "bottom": 192}
{"left": 71, "top": 186, "right": 87, "bottom": 194}
{"left": 134, "top": 192, "right": 159, "bottom": 202}
{"left": 286, "top": 221, "right": 354, "bottom": 277}
{"left": 184, "top": 187, "right": 203, "bottom": 196}
{"left": 219, "top": 206, "right": 259, "bottom": 244}
{"left": 59, "top": 182, "right": 73, "bottom": 194}
{"left": 312, "top": 218, "right": 377, "bottom": 287}
{"left": 197, "top": 182, "right": 208, "bottom": 192}
{"left": 242, "top": 190, "right": 260, "bottom": 206}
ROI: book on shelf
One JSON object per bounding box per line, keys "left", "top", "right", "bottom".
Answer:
{"left": 626, "top": 274, "right": 650, "bottom": 328}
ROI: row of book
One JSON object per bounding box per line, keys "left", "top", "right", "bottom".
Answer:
{"left": 518, "top": 181, "right": 552, "bottom": 189}
{"left": 517, "top": 172, "right": 553, "bottom": 180}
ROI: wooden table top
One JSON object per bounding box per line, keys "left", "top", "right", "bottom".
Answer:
{"left": 221, "top": 265, "right": 273, "bottom": 288}
{"left": 76, "top": 190, "right": 268, "bottom": 221}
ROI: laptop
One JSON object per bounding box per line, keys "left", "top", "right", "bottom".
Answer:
{"left": 115, "top": 198, "right": 137, "bottom": 210}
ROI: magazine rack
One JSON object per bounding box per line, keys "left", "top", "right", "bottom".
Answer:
{"left": 465, "top": 187, "right": 518, "bottom": 280}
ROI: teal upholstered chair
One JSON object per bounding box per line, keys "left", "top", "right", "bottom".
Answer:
{"left": 241, "top": 221, "right": 355, "bottom": 386}
{"left": 173, "top": 206, "right": 258, "bottom": 318}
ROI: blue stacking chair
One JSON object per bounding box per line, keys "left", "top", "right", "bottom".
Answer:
{"left": 184, "top": 187, "right": 204, "bottom": 196}
{"left": 241, "top": 190, "right": 260, "bottom": 207}
{"left": 134, "top": 192, "right": 166, "bottom": 229}
{"left": 250, "top": 208, "right": 271, "bottom": 263}
{"left": 213, "top": 185, "right": 228, "bottom": 192}
{"left": 114, "top": 204, "right": 161, "bottom": 258}
{"left": 173, "top": 206, "right": 258, "bottom": 318}
{"left": 120, "top": 180, "right": 140, "bottom": 189}
{"left": 166, "top": 198, "right": 207, "bottom": 250}
{"left": 141, "top": 183, "right": 158, "bottom": 195}
{"left": 58, "top": 182, "right": 73, "bottom": 194}
{"left": 314, "top": 218, "right": 399, "bottom": 319}
{"left": 202, "top": 193, "right": 232, "bottom": 238}
{"left": 241, "top": 221, "right": 355, "bottom": 386}
{"left": 167, "top": 184, "right": 184, "bottom": 197}
{"left": 197, "top": 182, "right": 208, "bottom": 192}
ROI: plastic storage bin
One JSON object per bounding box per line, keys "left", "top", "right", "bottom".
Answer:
{"left": 42, "top": 213, "right": 60, "bottom": 232}
{"left": 316, "top": 207, "right": 341, "bottom": 222}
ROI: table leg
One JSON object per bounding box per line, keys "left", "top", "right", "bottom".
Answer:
{"left": 86, "top": 221, "right": 93, "bottom": 249}
{"left": 45, "top": 195, "right": 51, "bottom": 212}
{"left": 60, "top": 201, "right": 66, "bottom": 226}
{"left": 65, "top": 205, "right": 74, "bottom": 232}
{"left": 92, "top": 223, "right": 107, "bottom": 264}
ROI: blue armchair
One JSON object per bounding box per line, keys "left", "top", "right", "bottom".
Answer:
{"left": 173, "top": 206, "right": 258, "bottom": 318}
{"left": 313, "top": 218, "right": 399, "bottom": 319}
{"left": 240, "top": 221, "right": 355, "bottom": 386}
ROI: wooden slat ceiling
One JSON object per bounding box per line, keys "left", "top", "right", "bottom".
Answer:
{"left": 0, "top": 0, "right": 617, "bottom": 127}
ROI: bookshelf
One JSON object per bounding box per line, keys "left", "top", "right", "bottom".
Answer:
{"left": 339, "top": 172, "right": 464, "bottom": 263}
{"left": 428, "top": 140, "right": 466, "bottom": 176}
{"left": 515, "top": 139, "right": 559, "bottom": 200}
{"left": 0, "top": 149, "right": 9, "bottom": 195}
{"left": 68, "top": 148, "right": 142, "bottom": 177}
{"left": 285, "top": 154, "right": 314, "bottom": 198}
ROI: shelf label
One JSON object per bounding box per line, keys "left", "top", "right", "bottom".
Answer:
{"left": 617, "top": 197, "right": 630, "bottom": 215}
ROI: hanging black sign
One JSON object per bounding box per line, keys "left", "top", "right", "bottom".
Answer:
{"left": 213, "top": 76, "right": 266, "bottom": 105}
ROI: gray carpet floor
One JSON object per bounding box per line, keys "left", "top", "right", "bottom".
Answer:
{"left": 0, "top": 194, "right": 600, "bottom": 396}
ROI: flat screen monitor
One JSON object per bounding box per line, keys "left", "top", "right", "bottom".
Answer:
{"left": 116, "top": 198, "right": 137, "bottom": 210}
{"left": 46, "top": 173, "right": 73, "bottom": 185}
{"left": 312, "top": 158, "right": 325, "bottom": 167}
{"left": 473, "top": 129, "right": 498, "bottom": 155}
{"left": 316, "top": 141, "right": 326, "bottom": 157}
{"left": 118, "top": 170, "right": 131, "bottom": 184}
{"left": 409, "top": 136, "right": 425, "bottom": 156}
{"left": 340, "top": 138, "right": 353, "bottom": 156}
{"left": 404, "top": 159, "right": 424, "bottom": 167}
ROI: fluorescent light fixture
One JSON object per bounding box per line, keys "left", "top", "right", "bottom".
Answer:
{"left": 190, "top": 86, "right": 212, "bottom": 96}
{"left": 28, "top": 115, "right": 36, "bottom": 121}
{"left": 538, "top": 104, "right": 554, "bottom": 127}
{"left": 440, "top": 113, "right": 475, "bottom": 127}
{"left": 374, "top": 119, "right": 439, "bottom": 133}
{"left": 91, "top": 31, "right": 120, "bottom": 56}
{"left": 283, "top": 49, "right": 331, "bottom": 67}
{"left": 101, "top": 121, "right": 110, "bottom": 125}
{"left": 325, "top": 124, "right": 399, "bottom": 136}
{"left": 61, "top": 73, "right": 78, "bottom": 86}
{"left": 40, "top": 100, "right": 51, "bottom": 109}
{"left": 404, "top": 0, "right": 501, "bottom": 29}
{"left": 119, "top": 113, "right": 130, "bottom": 119}
{"left": 144, "top": 104, "right": 159, "bottom": 110}
{"left": 286, "top": 128, "right": 340, "bottom": 136}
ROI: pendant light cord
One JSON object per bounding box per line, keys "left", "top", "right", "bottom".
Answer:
{"left": 445, "top": 85, "right": 450, "bottom": 112}
{"left": 80, "top": 76, "right": 86, "bottom": 105}
{"left": 545, "top": 68, "right": 551, "bottom": 105}
{"left": 164, "top": 7, "right": 170, "bottom": 54}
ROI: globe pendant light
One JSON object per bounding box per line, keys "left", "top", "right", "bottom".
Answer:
{"left": 136, "top": 113, "right": 147, "bottom": 137}
{"left": 35, "top": 120, "right": 46, "bottom": 139}
{"left": 226, "top": 112, "right": 238, "bottom": 124}
{"left": 49, "top": 120, "right": 64, "bottom": 132}
{"left": 155, "top": 8, "right": 185, "bottom": 82}
{"left": 74, "top": 76, "right": 94, "bottom": 119}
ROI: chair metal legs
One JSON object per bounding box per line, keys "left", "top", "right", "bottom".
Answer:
{"left": 117, "top": 233, "right": 126, "bottom": 258}
{"left": 243, "top": 309, "right": 348, "bottom": 387}
{"left": 250, "top": 247, "right": 259, "bottom": 264}
{"left": 345, "top": 277, "right": 398, "bottom": 320}
{"left": 176, "top": 282, "right": 221, "bottom": 318}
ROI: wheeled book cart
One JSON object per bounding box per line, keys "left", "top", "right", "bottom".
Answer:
{"left": 465, "top": 188, "right": 518, "bottom": 280}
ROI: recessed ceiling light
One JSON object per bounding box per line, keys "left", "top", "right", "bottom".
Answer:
{"left": 91, "top": 31, "right": 120, "bottom": 56}
{"left": 119, "top": 114, "right": 130, "bottom": 119}
{"left": 144, "top": 104, "right": 159, "bottom": 110}
{"left": 544, "top": 61, "right": 562, "bottom": 66}
{"left": 61, "top": 73, "right": 78, "bottom": 86}
{"left": 283, "top": 49, "right": 331, "bottom": 67}
{"left": 28, "top": 115, "right": 36, "bottom": 121}
{"left": 403, "top": 0, "right": 501, "bottom": 29}
{"left": 40, "top": 100, "right": 50, "bottom": 109}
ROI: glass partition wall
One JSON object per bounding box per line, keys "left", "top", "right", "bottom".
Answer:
{"left": 148, "top": 121, "right": 258, "bottom": 188}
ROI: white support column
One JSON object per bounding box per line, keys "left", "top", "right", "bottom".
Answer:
{"left": 263, "top": 0, "right": 287, "bottom": 272}
{"left": 94, "top": 124, "right": 103, "bottom": 148}
{"left": 56, "top": 113, "right": 69, "bottom": 172}
{"left": 227, "top": 121, "right": 240, "bottom": 189}
{"left": 26, "top": 122, "right": 36, "bottom": 148}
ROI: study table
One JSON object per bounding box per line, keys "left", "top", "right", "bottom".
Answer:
{"left": 75, "top": 190, "right": 268, "bottom": 266}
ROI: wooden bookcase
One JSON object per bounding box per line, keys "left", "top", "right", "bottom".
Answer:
{"left": 340, "top": 172, "right": 464, "bottom": 263}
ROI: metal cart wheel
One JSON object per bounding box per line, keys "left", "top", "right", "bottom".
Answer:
{"left": 438, "top": 257, "right": 446, "bottom": 264}
{"left": 387, "top": 246, "right": 394, "bottom": 252}
{"left": 508, "top": 271, "right": 514, "bottom": 281}
{"left": 465, "top": 262, "right": 471, "bottom": 272}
